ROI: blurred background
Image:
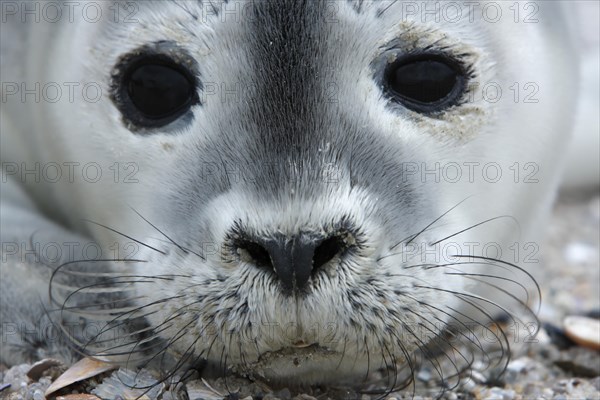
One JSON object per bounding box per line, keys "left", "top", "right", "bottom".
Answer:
{"left": 541, "top": 1, "right": 599, "bottom": 326}
{"left": 561, "top": 1, "right": 599, "bottom": 190}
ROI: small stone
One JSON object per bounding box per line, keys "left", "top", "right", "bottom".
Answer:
{"left": 483, "top": 387, "right": 514, "bottom": 400}
{"left": 553, "top": 380, "right": 569, "bottom": 394}
{"left": 3, "top": 364, "right": 31, "bottom": 387}
{"left": 542, "top": 389, "right": 557, "bottom": 398}
{"left": 563, "top": 315, "right": 600, "bottom": 350}
{"left": 292, "top": 395, "right": 317, "bottom": 400}
{"left": 274, "top": 388, "right": 292, "bottom": 400}
{"left": 564, "top": 242, "right": 597, "bottom": 264}
{"left": 416, "top": 368, "right": 431, "bottom": 381}
{"left": 469, "top": 370, "right": 487, "bottom": 384}
{"left": 506, "top": 358, "right": 528, "bottom": 372}
{"left": 92, "top": 369, "right": 163, "bottom": 400}
{"left": 185, "top": 379, "right": 224, "bottom": 400}
{"left": 458, "top": 376, "right": 477, "bottom": 392}
{"left": 263, "top": 393, "right": 282, "bottom": 400}
{"left": 27, "top": 358, "right": 65, "bottom": 382}
{"left": 160, "top": 392, "right": 181, "bottom": 400}
{"left": 522, "top": 382, "right": 544, "bottom": 397}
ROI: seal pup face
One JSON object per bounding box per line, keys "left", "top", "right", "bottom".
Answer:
{"left": 41, "top": 0, "right": 576, "bottom": 388}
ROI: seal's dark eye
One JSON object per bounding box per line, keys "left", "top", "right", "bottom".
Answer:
{"left": 127, "top": 63, "right": 194, "bottom": 120}
{"left": 384, "top": 54, "right": 466, "bottom": 113}
{"left": 112, "top": 47, "right": 200, "bottom": 129}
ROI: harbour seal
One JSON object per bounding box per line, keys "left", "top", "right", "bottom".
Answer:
{"left": 1, "top": 0, "right": 578, "bottom": 391}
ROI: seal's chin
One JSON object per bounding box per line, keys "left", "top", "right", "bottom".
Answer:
{"left": 236, "top": 344, "right": 372, "bottom": 385}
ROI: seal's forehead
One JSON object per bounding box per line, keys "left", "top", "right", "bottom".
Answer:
{"left": 101, "top": 0, "right": 566, "bottom": 61}
{"left": 100, "top": 0, "right": 497, "bottom": 72}
{"left": 125, "top": 0, "right": 496, "bottom": 25}
{"left": 105, "top": 0, "right": 496, "bottom": 44}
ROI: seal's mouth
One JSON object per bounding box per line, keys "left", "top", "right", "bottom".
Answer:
{"left": 239, "top": 344, "right": 347, "bottom": 384}
{"left": 257, "top": 343, "right": 338, "bottom": 366}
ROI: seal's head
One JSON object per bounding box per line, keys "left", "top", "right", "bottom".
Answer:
{"left": 39, "top": 0, "right": 576, "bottom": 387}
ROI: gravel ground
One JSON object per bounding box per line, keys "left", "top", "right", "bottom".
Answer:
{"left": 1, "top": 189, "right": 599, "bottom": 399}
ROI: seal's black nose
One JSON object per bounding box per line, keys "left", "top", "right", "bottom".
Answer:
{"left": 236, "top": 233, "right": 347, "bottom": 293}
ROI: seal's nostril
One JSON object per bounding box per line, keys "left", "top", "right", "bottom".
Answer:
{"left": 236, "top": 240, "right": 272, "bottom": 269}
{"left": 313, "top": 236, "right": 346, "bottom": 270}
{"left": 232, "top": 230, "right": 351, "bottom": 293}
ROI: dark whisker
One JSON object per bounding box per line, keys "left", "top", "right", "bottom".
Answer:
{"left": 405, "top": 309, "right": 470, "bottom": 391}
{"left": 402, "top": 196, "right": 473, "bottom": 247}
{"left": 170, "top": 0, "right": 198, "bottom": 20}
{"left": 335, "top": 334, "right": 348, "bottom": 372}
{"left": 130, "top": 207, "right": 205, "bottom": 260}
{"left": 430, "top": 215, "right": 520, "bottom": 246}
{"left": 381, "top": 329, "right": 416, "bottom": 394}
{"left": 405, "top": 261, "right": 532, "bottom": 305}
{"left": 52, "top": 296, "right": 147, "bottom": 314}
{"left": 445, "top": 271, "right": 531, "bottom": 306}
{"left": 153, "top": 319, "right": 221, "bottom": 385}
{"left": 135, "top": 317, "right": 200, "bottom": 373}
{"left": 375, "top": 0, "right": 398, "bottom": 18}
{"left": 448, "top": 296, "right": 510, "bottom": 366}
{"left": 400, "top": 293, "right": 488, "bottom": 362}
{"left": 49, "top": 258, "right": 146, "bottom": 307}
{"left": 82, "top": 219, "right": 166, "bottom": 255}
{"left": 415, "top": 285, "right": 515, "bottom": 324}
{"left": 452, "top": 255, "right": 542, "bottom": 314}
{"left": 93, "top": 299, "right": 207, "bottom": 362}
{"left": 81, "top": 296, "right": 189, "bottom": 349}
{"left": 383, "top": 343, "right": 399, "bottom": 399}
{"left": 363, "top": 336, "right": 371, "bottom": 382}
{"left": 218, "top": 152, "right": 232, "bottom": 190}
{"left": 455, "top": 275, "right": 538, "bottom": 326}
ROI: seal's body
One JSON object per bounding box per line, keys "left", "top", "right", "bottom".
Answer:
{"left": 1, "top": 0, "right": 576, "bottom": 386}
